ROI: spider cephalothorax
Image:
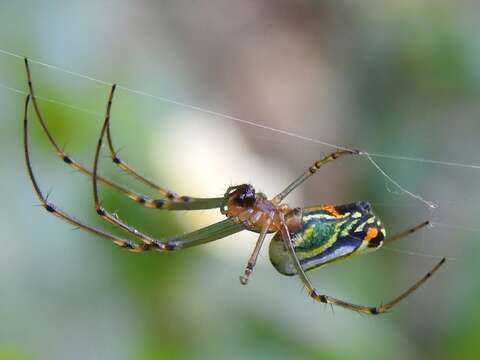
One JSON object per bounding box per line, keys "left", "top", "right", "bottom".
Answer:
{"left": 230, "top": 184, "right": 256, "bottom": 207}
{"left": 223, "top": 184, "right": 300, "bottom": 236}
{"left": 22, "top": 58, "right": 445, "bottom": 315}
{"left": 222, "top": 184, "right": 257, "bottom": 215}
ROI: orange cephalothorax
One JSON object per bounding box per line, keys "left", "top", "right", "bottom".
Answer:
{"left": 223, "top": 184, "right": 301, "bottom": 234}
{"left": 223, "top": 184, "right": 257, "bottom": 218}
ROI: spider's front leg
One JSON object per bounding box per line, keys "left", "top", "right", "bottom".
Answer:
{"left": 24, "top": 58, "right": 225, "bottom": 212}
{"left": 23, "top": 94, "right": 246, "bottom": 252}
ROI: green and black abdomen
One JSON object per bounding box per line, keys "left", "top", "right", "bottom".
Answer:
{"left": 269, "top": 201, "right": 385, "bottom": 276}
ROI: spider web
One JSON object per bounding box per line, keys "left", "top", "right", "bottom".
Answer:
{"left": 0, "top": 47, "right": 478, "bottom": 262}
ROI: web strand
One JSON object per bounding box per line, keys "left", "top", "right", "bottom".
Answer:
{"left": 383, "top": 246, "right": 460, "bottom": 261}
{"left": 1, "top": 47, "right": 479, "bottom": 214}
{"left": 2, "top": 48, "right": 479, "bottom": 167}
{"left": 4, "top": 47, "right": 480, "bottom": 264}
{"left": 362, "top": 153, "right": 437, "bottom": 209}
{"left": 0, "top": 83, "right": 104, "bottom": 117}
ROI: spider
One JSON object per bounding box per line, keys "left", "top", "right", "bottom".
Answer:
{"left": 22, "top": 58, "right": 445, "bottom": 315}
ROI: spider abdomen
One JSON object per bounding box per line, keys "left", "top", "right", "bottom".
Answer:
{"left": 269, "top": 202, "right": 386, "bottom": 276}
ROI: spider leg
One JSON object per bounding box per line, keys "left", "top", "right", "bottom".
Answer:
{"left": 92, "top": 87, "right": 243, "bottom": 247}
{"left": 278, "top": 218, "right": 445, "bottom": 315}
{"left": 239, "top": 212, "right": 274, "bottom": 285}
{"left": 24, "top": 58, "right": 224, "bottom": 211}
{"left": 272, "top": 149, "right": 359, "bottom": 204}
{"left": 104, "top": 93, "right": 180, "bottom": 199}
{"left": 100, "top": 83, "right": 224, "bottom": 210}
{"left": 384, "top": 220, "right": 430, "bottom": 244}
{"left": 23, "top": 95, "right": 244, "bottom": 251}
{"left": 24, "top": 95, "right": 140, "bottom": 251}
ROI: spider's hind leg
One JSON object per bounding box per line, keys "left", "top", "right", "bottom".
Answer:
{"left": 278, "top": 218, "right": 445, "bottom": 315}
{"left": 384, "top": 220, "right": 430, "bottom": 244}
{"left": 272, "top": 149, "right": 359, "bottom": 204}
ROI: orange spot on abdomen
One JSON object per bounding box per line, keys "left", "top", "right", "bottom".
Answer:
{"left": 364, "top": 227, "right": 379, "bottom": 241}
{"left": 321, "top": 204, "right": 342, "bottom": 218}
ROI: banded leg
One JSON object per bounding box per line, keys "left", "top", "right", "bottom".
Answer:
{"left": 272, "top": 149, "right": 359, "bottom": 204}
{"left": 24, "top": 58, "right": 224, "bottom": 211}
{"left": 239, "top": 213, "right": 274, "bottom": 285}
{"left": 279, "top": 219, "right": 445, "bottom": 315}
{"left": 92, "top": 85, "right": 231, "bottom": 246}
{"left": 104, "top": 87, "right": 181, "bottom": 199}
{"left": 385, "top": 220, "right": 430, "bottom": 244}
{"left": 23, "top": 95, "right": 244, "bottom": 251}
{"left": 101, "top": 83, "right": 224, "bottom": 210}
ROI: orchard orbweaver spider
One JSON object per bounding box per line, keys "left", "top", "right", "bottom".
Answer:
{"left": 23, "top": 58, "right": 444, "bottom": 315}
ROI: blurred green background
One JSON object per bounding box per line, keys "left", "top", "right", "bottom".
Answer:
{"left": 1, "top": 1, "right": 480, "bottom": 359}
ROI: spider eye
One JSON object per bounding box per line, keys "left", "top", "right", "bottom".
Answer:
{"left": 235, "top": 184, "right": 256, "bottom": 207}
